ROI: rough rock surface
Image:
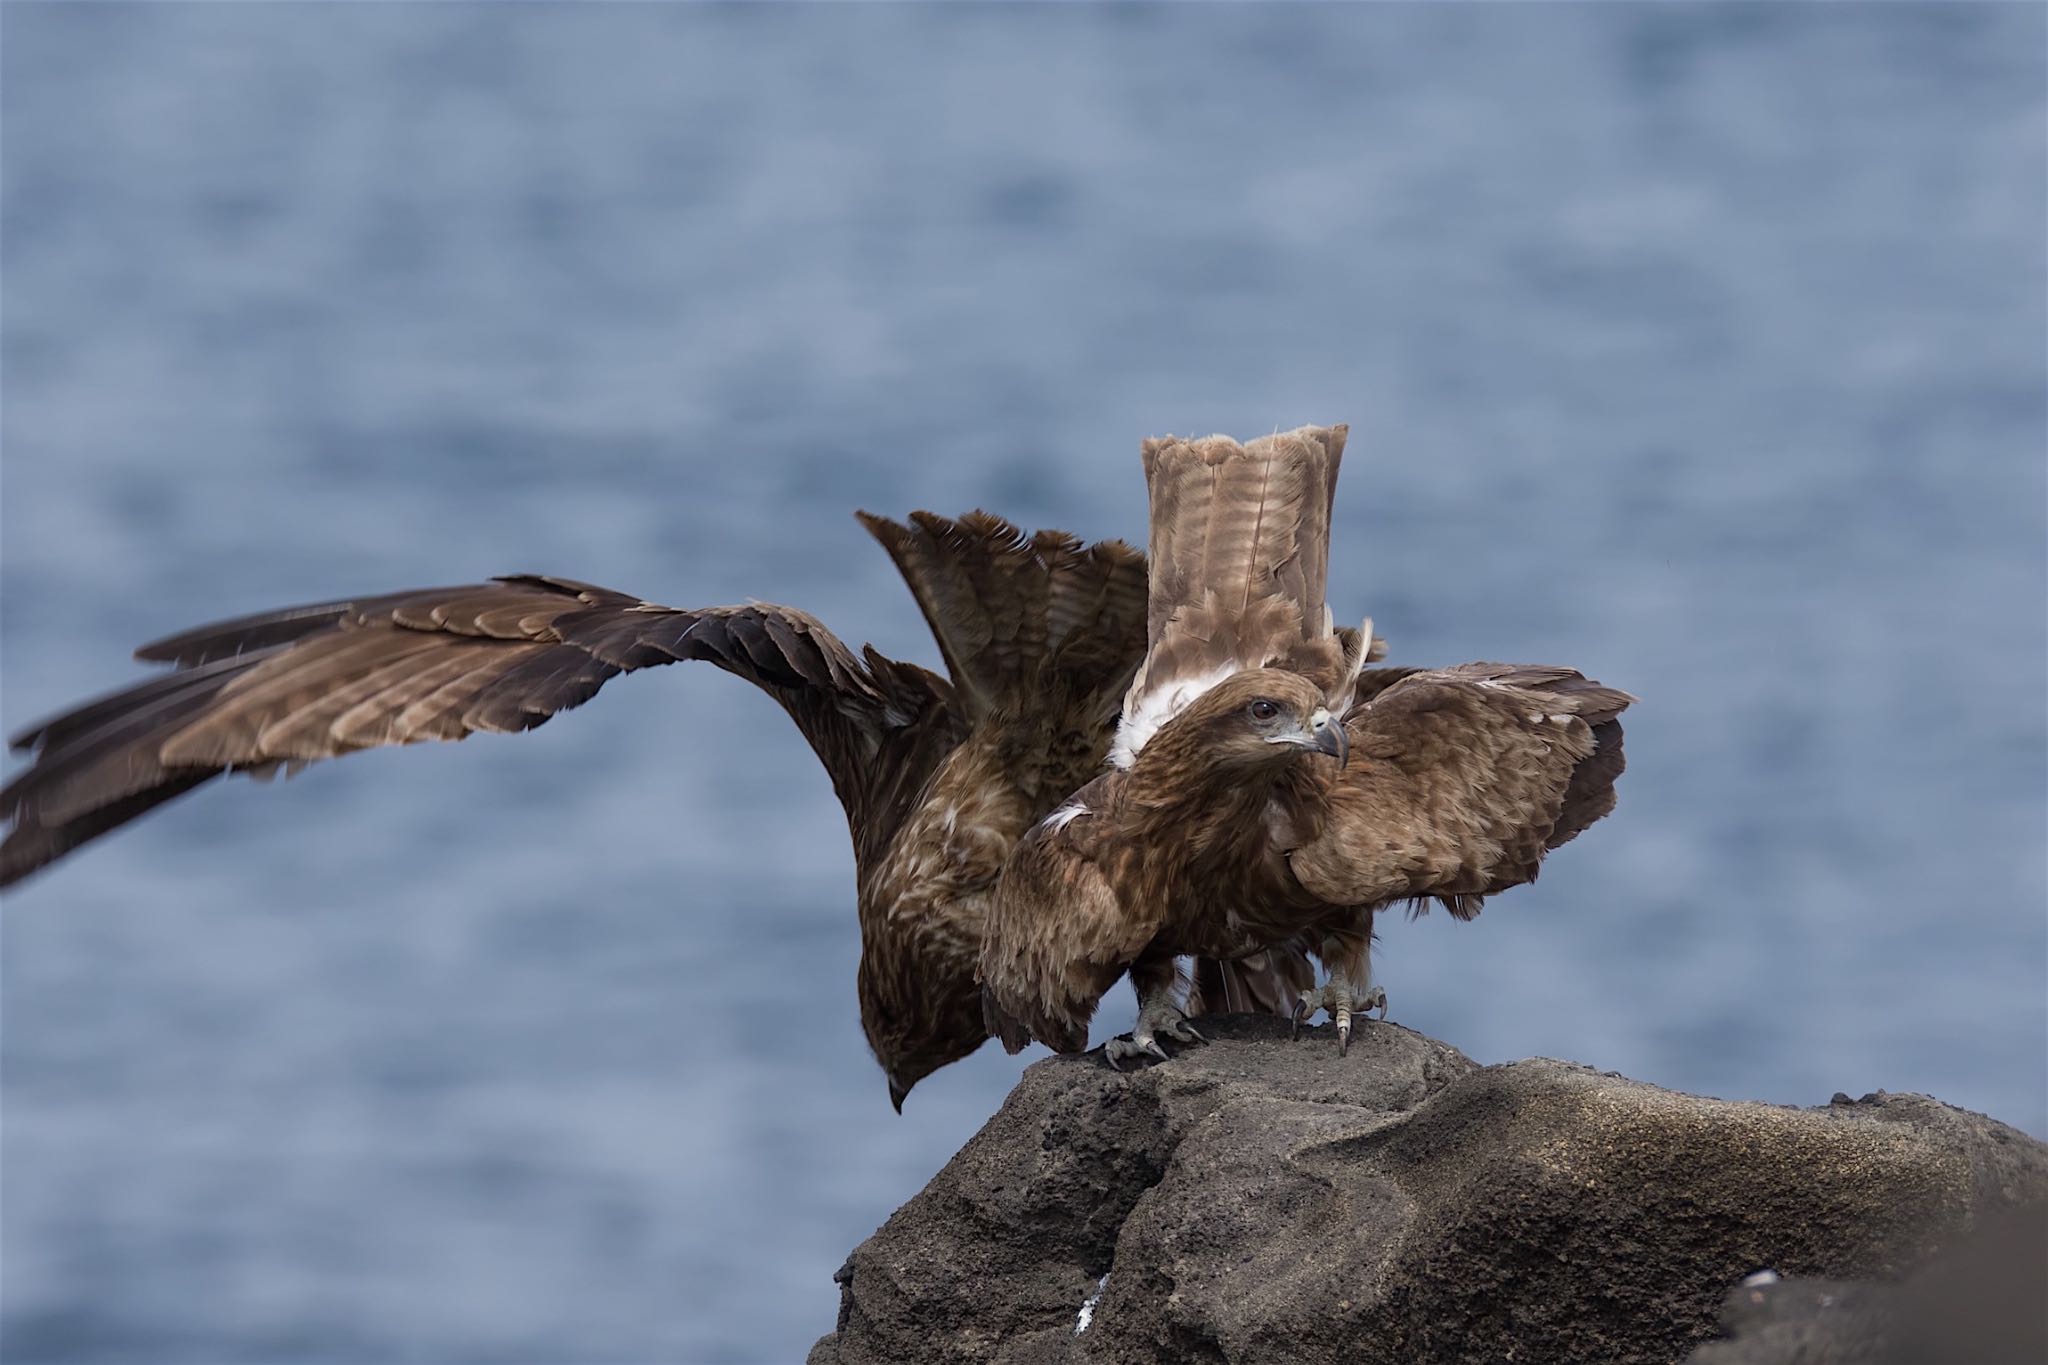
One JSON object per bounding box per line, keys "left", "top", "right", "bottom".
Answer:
{"left": 1684, "top": 1201, "right": 2047, "bottom": 1365}
{"left": 809, "top": 1016, "right": 2047, "bottom": 1365}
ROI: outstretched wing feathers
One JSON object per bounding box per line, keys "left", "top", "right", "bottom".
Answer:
{"left": 0, "top": 774, "right": 220, "bottom": 884}
{"left": 134, "top": 597, "right": 382, "bottom": 666}
{"left": 8, "top": 650, "right": 265, "bottom": 760}
{"left": 858, "top": 510, "right": 1146, "bottom": 726}
{"left": 2, "top": 577, "right": 958, "bottom": 888}
{"left": 4, "top": 654, "right": 281, "bottom": 827}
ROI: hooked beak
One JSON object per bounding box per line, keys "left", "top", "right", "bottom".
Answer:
{"left": 1311, "top": 710, "right": 1348, "bottom": 768}
{"left": 888, "top": 1078, "right": 909, "bottom": 1114}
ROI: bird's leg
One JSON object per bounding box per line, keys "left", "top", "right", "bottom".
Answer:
{"left": 1292, "top": 919, "right": 1386, "bottom": 1056}
{"left": 1104, "top": 950, "right": 1205, "bottom": 1070}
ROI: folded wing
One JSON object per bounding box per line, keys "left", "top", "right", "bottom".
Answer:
{"left": 978, "top": 773, "right": 1161, "bottom": 1055}
{"left": 1288, "top": 663, "right": 1633, "bottom": 916}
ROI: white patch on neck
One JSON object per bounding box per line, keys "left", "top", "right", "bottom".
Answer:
{"left": 1109, "top": 661, "right": 1244, "bottom": 769}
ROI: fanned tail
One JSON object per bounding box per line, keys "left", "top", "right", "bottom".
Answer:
{"left": 1114, "top": 425, "right": 1353, "bottom": 766}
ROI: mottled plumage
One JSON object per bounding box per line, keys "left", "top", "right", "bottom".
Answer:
{"left": 1, "top": 512, "right": 1149, "bottom": 1106}
{"left": 1112, "top": 427, "right": 1373, "bottom": 767}
{"left": 980, "top": 429, "right": 1632, "bottom": 1060}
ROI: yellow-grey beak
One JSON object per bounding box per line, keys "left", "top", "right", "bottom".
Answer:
{"left": 1311, "top": 710, "right": 1348, "bottom": 768}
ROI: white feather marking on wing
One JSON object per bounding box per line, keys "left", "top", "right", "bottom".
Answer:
{"left": 1332, "top": 613, "right": 1371, "bottom": 708}
{"left": 1039, "top": 799, "right": 1091, "bottom": 834}
{"left": 1109, "top": 660, "right": 1243, "bottom": 769}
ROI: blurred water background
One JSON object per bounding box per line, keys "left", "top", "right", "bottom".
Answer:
{"left": 3, "top": 5, "right": 2043, "bottom": 1362}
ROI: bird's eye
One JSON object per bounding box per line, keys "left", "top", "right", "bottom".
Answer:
{"left": 1249, "top": 699, "right": 1280, "bottom": 721}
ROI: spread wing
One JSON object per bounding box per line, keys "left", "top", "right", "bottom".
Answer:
{"left": 1287, "top": 663, "right": 1633, "bottom": 916}
{"left": 860, "top": 511, "right": 1146, "bottom": 727}
{"left": 1112, "top": 425, "right": 1362, "bottom": 767}
{"left": 1, "top": 576, "right": 960, "bottom": 887}
{"left": 978, "top": 773, "right": 1159, "bottom": 1054}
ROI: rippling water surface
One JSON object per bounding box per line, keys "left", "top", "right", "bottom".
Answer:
{"left": 4, "top": 6, "right": 2043, "bottom": 1362}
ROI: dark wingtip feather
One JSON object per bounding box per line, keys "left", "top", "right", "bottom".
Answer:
{"left": 981, "top": 985, "right": 1034, "bottom": 1055}
{"left": 934, "top": 509, "right": 1032, "bottom": 554}
{"left": 9, "top": 650, "right": 280, "bottom": 756}
{"left": 133, "top": 601, "right": 362, "bottom": 666}
{"left": 853, "top": 509, "right": 907, "bottom": 546}
{"left": 1, "top": 772, "right": 220, "bottom": 889}
{"left": 1549, "top": 718, "right": 1627, "bottom": 851}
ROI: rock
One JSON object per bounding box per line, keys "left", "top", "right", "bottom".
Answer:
{"left": 1687, "top": 1274, "right": 1895, "bottom": 1365}
{"left": 1685, "top": 1202, "right": 2048, "bottom": 1364}
{"left": 810, "top": 1016, "right": 2048, "bottom": 1365}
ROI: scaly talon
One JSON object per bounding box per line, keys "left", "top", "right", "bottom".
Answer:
{"left": 1294, "top": 979, "right": 1387, "bottom": 1055}
{"left": 1102, "top": 996, "right": 1205, "bottom": 1070}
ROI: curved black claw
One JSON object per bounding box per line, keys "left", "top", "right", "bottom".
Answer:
{"left": 1103, "top": 1035, "right": 1173, "bottom": 1070}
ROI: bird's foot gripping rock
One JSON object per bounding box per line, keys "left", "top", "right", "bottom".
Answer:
{"left": 1103, "top": 1002, "right": 1207, "bottom": 1070}
{"left": 1292, "top": 980, "right": 1388, "bottom": 1056}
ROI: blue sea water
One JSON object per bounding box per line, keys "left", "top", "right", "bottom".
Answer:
{"left": 2, "top": 5, "right": 2042, "bottom": 1362}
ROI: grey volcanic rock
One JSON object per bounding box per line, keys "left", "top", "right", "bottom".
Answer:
{"left": 809, "top": 1016, "right": 2047, "bottom": 1365}
{"left": 1685, "top": 1202, "right": 2048, "bottom": 1365}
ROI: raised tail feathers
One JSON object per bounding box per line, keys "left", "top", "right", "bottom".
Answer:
{"left": 1116, "top": 425, "right": 1355, "bottom": 766}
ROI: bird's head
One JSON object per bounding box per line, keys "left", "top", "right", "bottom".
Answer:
{"left": 859, "top": 964, "right": 988, "bottom": 1113}
{"left": 1165, "top": 668, "right": 1348, "bottom": 773}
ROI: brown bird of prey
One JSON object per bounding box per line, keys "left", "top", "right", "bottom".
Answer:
{"left": 1, "top": 511, "right": 1148, "bottom": 1108}
{"left": 979, "top": 426, "right": 1632, "bottom": 1065}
